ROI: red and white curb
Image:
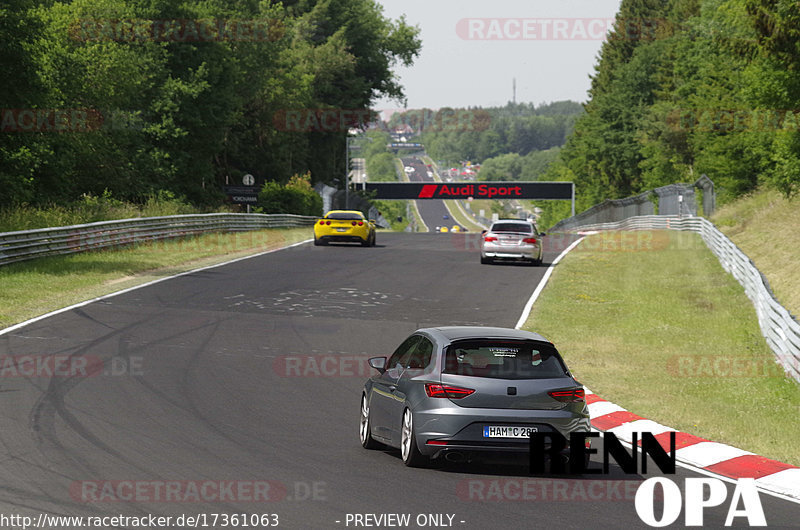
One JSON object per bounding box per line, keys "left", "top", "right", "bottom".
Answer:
{"left": 585, "top": 388, "right": 800, "bottom": 501}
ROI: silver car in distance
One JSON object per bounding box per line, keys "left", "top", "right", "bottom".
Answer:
{"left": 359, "top": 327, "right": 590, "bottom": 467}
{"left": 480, "top": 219, "right": 544, "bottom": 266}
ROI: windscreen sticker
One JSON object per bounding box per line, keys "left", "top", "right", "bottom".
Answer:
{"left": 531, "top": 350, "right": 542, "bottom": 366}
{"left": 489, "top": 347, "right": 519, "bottom": 358}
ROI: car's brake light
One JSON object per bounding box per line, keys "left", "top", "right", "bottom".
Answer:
{"left": 522, "top": 237, "right": 538, "bottom": 244}
{"left": 425, "top": 383, "right": 475, "bottom": 399}
{"left": 548, "top": 388, "right": 585, "bottom": 403}
{"left": 351, "top": 221, "right": 357, "bottom": 226}
{"left": 318, "top": 220, "right": 325, "bottom": 225}
{"left": 326, "top": 220, "right": 331, "bottom": 225}
{"left": 358, "top": 221, "right": 364, "bottom": 226}
{"left": 484, "top": 236, "right": 497, "bottom": 242}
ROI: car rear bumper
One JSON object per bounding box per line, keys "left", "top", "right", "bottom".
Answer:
{"left": 317, "top": 235, "right": 367, "bottom": 243}
{"left": 412, "top": 406, "right": 590, "bottom": 458}
{"left": 481, "top": 243, "right": 539, "bottom": 260}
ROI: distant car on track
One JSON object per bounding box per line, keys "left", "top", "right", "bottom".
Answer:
{"left": 359, "top": 326, "right": 590, "bottom": 467}
{"left": 480, "top": 219, "right": 544, "bottom": 266}
{"left": 314, "top": 210, "right": 376, "bottom": 247}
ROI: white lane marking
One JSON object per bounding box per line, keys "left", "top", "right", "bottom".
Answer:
{"left": 411, "top": 200, "right": 429, "bottom": 233}
{"left": 514, "top": 236, "right": 585, "bottom": 329}
{"left": 0, "top": 239, "right": 313, "bottom": 337}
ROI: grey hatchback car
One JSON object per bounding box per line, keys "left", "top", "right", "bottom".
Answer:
{"left": 359, "top": 327, "right": 590, "bottom": 467}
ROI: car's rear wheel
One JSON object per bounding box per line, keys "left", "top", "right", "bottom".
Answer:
{"left": 480, "top": 256, "right": 492, "bottom": 265}
{"left": 314, "top": 237, "right": 326, "bottom": 246}
{"left": 401, "top": 409, "right": 428, "bottom": 467}
{"left": 359, "top": 394, "right": 381, "bottom": 449}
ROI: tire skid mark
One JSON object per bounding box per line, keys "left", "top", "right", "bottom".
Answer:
{"left": 27, "top": 310, "right": 176, "bottom": 474}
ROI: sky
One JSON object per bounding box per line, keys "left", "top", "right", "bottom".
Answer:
{"left": 373, "top": 0, "right": 623, "bottom": 111}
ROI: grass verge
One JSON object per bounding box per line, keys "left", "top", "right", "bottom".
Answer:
{"left": 0, "top": 228, "right": 310, "bottom": 330}
{"left": 449, "top": 200, "right": 488, "bottom": 232}
{"left": 522, "top": 230, "right": 800, "bottom": 466}
{"left": 712, "top": 187, "right": 800, "bottom": 317}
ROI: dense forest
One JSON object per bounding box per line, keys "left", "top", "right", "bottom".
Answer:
{"left": 539, "top": 0, "right": 800, "bottom": 224}
{"left": 416, "top": 101, "right": 583, "bottom": 168}
{"left": 0, "top": 0, "right": 420, "bottom": 208}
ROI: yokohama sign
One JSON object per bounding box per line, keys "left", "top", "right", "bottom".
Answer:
{"left": 364, "top": 182, "right": 573, "bottom": 200}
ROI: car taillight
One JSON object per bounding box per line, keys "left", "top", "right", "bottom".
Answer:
{"left": 326, "top": 221, "right": 331, "bottom": 225}
{"left": 548, "top": 388, "right": 585, "bottom": 403}
{"left": 358, "top": 221, "right": 364, "bottom": 226}
{"left": 523, "top": 237, "right": 538, "bottom": 244}
{"left": 425, "top": 383, "right": 475, "bottom": 399}
{"left": 352, "top": 221, "right": 357, "bottom": 226}
{"left": 484, "top": 236, "right": 497, "bottom": 242}
{"left": 318, "top": 220, "right": 325, "bottom": 225}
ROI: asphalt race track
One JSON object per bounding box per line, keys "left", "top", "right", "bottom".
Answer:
{"left": 0, "top": 233, "right": 798, "bottom": 529}
{"left": 402, "top": 157, "right": 459, "bottom": 232}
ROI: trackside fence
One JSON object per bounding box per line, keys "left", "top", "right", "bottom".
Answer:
{"left": 0, "top": 213, "right": 317, "bottom": 267}
{"left": 566, "top": 215, "right": 800, "bottom": 383}
{"left": 550, "top": 176, "right": 716, "bottom": 232}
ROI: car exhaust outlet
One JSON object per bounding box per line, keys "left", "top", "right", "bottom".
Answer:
{"left": 444, "top": 452, "right": 467, "bottom": 463}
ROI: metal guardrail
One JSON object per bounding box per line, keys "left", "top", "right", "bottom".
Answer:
{"left": 550, "top": 176, "right": 716, "bottom": 232}
{"left": 0, "top": 213, "right": 317, "bottom": 267}
{"left": 567, "top": 215, "right": 800, "bottom": 383}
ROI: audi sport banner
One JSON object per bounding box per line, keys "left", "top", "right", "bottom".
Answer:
{"left": 364, "top": 182, "right": 573, "bottom": 200}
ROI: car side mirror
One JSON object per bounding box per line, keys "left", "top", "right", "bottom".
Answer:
{"left": 481, "top": 229, "right": 487, "bottom": 235}
{"left": 539, "top": 232, "right": 546, "bottom": 237}
{"left": 369, "top": 219, "right": 376, "bottom": 224}
{"left": 368, "top": 357, "right": 387, "bottom": 373}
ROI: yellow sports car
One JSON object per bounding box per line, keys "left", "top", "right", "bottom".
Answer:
{"left": 314, "top": 210, "right": 376, "bottom": 247}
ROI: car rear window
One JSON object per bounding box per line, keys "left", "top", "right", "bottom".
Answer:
{"left": 326, "top": 212, "right": 363, "bottom": 220}
{"left": 443, "top": 340, "right": 567, "bottom": 380}
{"left": 491, "top": 223, "right": 533, "bottom": 234}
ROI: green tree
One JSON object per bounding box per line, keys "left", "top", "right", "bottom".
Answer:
{"left": 258, "top": 172, "right": 322, "bottom": 215}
